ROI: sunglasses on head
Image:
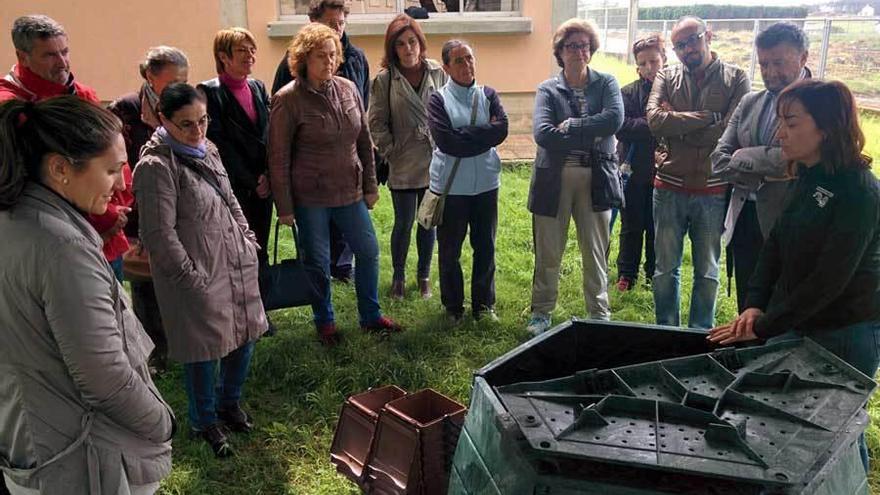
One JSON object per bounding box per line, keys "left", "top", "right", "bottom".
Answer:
{"left": 633, "top": 37, "right": 660, "bottom": 51}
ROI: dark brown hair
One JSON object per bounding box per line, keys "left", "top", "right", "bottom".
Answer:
{"left": 552, "top": 18, "right": 600, "bottom": 68}
{"left": 632, "top": 33, "right": 666, "bottom": 60}
{"left": 0, "top": 97, "right": 122, "bottom": 210}
{"left": 308, "top": 0, "right": 349, "bottom": 21}
{"left": 777, "top": 79, "right": 871, "bottom": 174}
{"left": 381, "top": 14, "right": 427, "bottom": 69}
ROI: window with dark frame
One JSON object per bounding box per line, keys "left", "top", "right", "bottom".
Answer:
{"left": 279, "top": 0, "right": 520, "bottom": 17}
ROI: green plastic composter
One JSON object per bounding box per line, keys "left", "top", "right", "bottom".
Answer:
{"left": 449, "top": 320, "right": 874, "bottom": 495}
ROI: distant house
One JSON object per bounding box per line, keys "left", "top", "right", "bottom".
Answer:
{"left": 859, "top": 4, "right": 875, "bottom": 15}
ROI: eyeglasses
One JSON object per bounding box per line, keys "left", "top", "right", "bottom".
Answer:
{"left": 672, "top": 31, "right": 706, "bottom": 52}
{"left": 633, "top": 37, "right": 660, "bottom": 51}
{"left": 563, "top": 42, "right": 591, "bottom": 52}
{"left": 169, "top": 114, "right": 210, "bottom": 133}
{"left": 233, "top": 46, "right": 257, "bottom": 56}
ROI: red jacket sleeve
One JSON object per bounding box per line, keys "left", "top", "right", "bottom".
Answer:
{"left": 88, "top": 163, "right": 133, "bottom": 234}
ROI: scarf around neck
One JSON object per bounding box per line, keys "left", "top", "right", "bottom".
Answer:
{"left": 156, "top": 126, "right": 206, "bottom": 159}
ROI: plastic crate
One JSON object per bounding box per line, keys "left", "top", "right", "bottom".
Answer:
{"left": 451, "top": 321, "right": 876, "bottom": 495}
{"left": 330, "top": 385, "right": 408, "bottom": 483}
{"left": 364, "top": 389, "right": 467, "bottom": 495}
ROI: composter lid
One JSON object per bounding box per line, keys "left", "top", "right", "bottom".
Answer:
{"left": 496, "top": 338, "right": 875, "bottom": 487}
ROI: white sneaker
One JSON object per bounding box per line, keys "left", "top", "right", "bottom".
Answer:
{"left": 526, "top": 313, "right": 552, "bottom": 337}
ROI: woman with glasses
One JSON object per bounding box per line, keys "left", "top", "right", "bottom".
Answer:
{"left": 133, "top": 83, "right": 267, "bottom": 458}
{"left": 198, "top": 28, "right": 272, "bottom": 270}
{"left": 109, "top": 45, "right": 189, "bottom": 374}
{"left": 369, "top": 14, "right": 447, "bottom": 300}
{"left": 526, "top": 18, "right": 624, "bottom": 336}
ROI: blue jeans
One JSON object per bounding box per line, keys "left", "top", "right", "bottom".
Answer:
{"left": 295, "top": 200, "right": 381, "bottom": 325}
{"left": 767, "top": 320, "right": 880, "bottom": 473}
{"left": 652, "top": 189, "right": 726, "bottom": 329}
{"left": 182, "top": 341, "right": 255, "bottom": 431}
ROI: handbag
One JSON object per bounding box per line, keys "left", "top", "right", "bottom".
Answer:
{"left": 259, "top": 223, "right": 328, "bottom": 310}
{"left": 375, "top": 70, "right": 394, "bottom": 186}
{"left": 122, "top": 240, "right": 151, "bottom": 282}
{"left": 417, "top": 91, "right": 480, "bottom": 230}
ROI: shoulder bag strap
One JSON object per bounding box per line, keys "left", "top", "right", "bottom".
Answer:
{"left": 271, "top": 222, "right": 304, "bottom": 265}
{"left": 172, "top": 150, "right": 233, "bottom": 209}
{"left": 440, "top": 91, "right": 480, "bottom": 197}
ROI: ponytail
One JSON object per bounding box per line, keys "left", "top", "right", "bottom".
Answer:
{"left": 0, "top": 96, "right": 122, "bottom": 210}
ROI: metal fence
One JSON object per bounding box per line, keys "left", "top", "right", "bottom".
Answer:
{"left": 579, "top": 9, "right": 880, "bottom": 109}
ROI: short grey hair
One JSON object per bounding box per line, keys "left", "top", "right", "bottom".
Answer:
{"left": 441, "top": 39, "right": 472, "bottom": 65}
{"left": 139, "top": 46, "right": 189, "bottom": 80}
{"left": 11, "top": 15, "right": 66, "bottom": 54}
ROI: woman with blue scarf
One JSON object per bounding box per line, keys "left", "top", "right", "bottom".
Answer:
{"left": 133, "top": 83, "right": 267, "bottom": 458}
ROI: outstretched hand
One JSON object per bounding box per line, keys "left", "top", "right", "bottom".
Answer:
{"left": 707, "top": 308, "right": 763, "bottom": 345}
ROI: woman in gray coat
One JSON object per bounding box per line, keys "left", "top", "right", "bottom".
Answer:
{"left": 133, "top": 83, "right": 267, "bottom": 458}
{"left": 0, "top": 97, "right": 174, "bottom": 495}
{"left": 370, "top": 14, "right": 447, "bottom": 300}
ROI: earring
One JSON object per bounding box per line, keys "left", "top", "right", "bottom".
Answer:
{"left": 62, "top": 178, "right": 69, "bottom": 185}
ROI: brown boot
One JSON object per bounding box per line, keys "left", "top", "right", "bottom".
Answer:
{"left": 418, "top": 278, "right": 432, "bottom": 299}
{"left": 390, "top": 279, "right": 405, "bottom": 300}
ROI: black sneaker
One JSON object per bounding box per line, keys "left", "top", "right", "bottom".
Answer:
{"left": 218, "top": 405, "right": 254, "bottom": 433}
{"left": 192, "top": 424, "right": 234, "bottom": 458}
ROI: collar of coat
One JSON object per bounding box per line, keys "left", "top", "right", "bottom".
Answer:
{"left": 681, "top": 51, "right": 722, "bottom": 78}
{"left": 6, "top": 64, "right": 79, "bottom": 101}
{"left": 20, "top": 182, "right": 103, "bottom": 251}
{"left": 554, "top": 66, "right": 603, "bottom": 93}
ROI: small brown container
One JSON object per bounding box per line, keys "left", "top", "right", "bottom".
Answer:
{"left": 330, "top": 385, "right": 408, "bottom": 483}
{"left": 363, "top": 389, "right": 467, "bottom": 495}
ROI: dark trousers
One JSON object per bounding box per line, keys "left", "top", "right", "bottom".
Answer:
{"left": 182, "top": 341, "right": 255, "bottom": 431}
{"left": 131, "top": 280, "right": 167, "bottom": 367}
{"left": 234, "top": 188, "right": 273, "bottom": 266}
{"left": 437, "top": 188, "right": 498, "bottom": 315}
{"left": 391, "top": 188, "right": 436, "bottom": 281}
{"left": 616, "top": 180, "right": 655, "bottom": 281}
{"left": 730, "top": 200, "right": 763, "bottom": 313}
{"left": 330, "top": 221, "right": 354, "bottom": 279}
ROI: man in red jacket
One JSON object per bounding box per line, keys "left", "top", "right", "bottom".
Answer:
{"left": 1, "top": 15, "right": 132, "bottom": 279}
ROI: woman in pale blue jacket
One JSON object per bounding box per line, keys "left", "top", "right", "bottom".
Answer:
{"left": 427, "top": 39, "right": 508, "bottom": 324}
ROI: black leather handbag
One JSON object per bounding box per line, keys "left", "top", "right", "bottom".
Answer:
{"left": 259, "top": 223, "right": 327, "bottom": 310}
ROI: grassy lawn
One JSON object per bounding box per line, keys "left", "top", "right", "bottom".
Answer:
{"left": 153, "top": 162, "right": 880, "bottom": 493}
{"left": 152, "top": 56, "right": 880, "bottom": 493}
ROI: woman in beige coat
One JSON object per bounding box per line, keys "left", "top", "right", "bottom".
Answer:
{"left": 0, "top": 97, "right": 174, "bottom": 495}
{"left": 370, "top": 14, "right": 447, "bottom": 300}
{"left": 134, "top": 83, "right": 267, "bottom": 458}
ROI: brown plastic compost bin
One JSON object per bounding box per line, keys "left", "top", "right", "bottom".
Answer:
{"left": 364, "top": 389, "right": 467, "bottom": 495}
{"left": 330, "top": 385, "right": 408, "bottom": 483}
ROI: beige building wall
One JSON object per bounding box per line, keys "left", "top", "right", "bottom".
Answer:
{"left": 1, "top": 1, "right": 567, "bottom": 133}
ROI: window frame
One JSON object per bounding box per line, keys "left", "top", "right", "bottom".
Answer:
{"left": 278, "top": 0, "right": 522, "bottom": 20}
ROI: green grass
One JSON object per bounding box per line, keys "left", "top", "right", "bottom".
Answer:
{"left": 151, "top": 163, "right": 879, "bottom": 493}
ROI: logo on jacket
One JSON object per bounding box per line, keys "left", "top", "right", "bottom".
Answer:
{"left": 813, "top": 186, "right": 834, "bottom": 208}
